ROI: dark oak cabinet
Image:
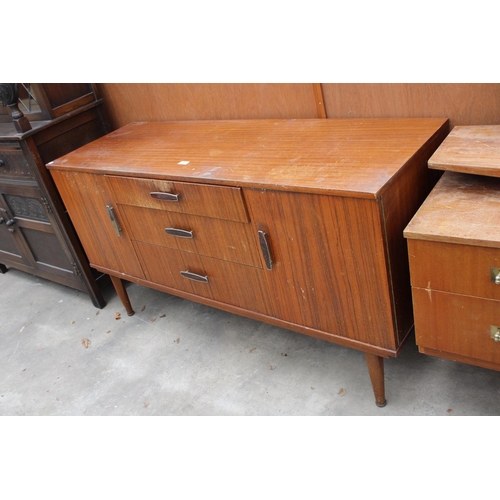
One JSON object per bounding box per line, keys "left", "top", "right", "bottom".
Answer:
{"left": 0, "top": 84, "right": 108, "bottom": 307}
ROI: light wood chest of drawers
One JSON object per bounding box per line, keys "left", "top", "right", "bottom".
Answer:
{"left": 47, "top": 119, "right": 448, "bottom": 406}
{"left": 405, "top": 171, "right": 500, "bottom": 372}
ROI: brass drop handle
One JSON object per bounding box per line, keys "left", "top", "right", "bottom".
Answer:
{"left": 491, "top": 268, "right": 500, "bottom": 284}
{"left": 490, "top": 326, "right": 500, "bottom": 342}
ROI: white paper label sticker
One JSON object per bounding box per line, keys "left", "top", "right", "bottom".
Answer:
{"left": 178, "top": 161, "right": 190, "bottom": 165}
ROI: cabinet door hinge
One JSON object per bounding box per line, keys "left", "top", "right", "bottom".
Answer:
{"left": 71, "top": 262, "right": 82, "bottom": 277}
{"left": 41, "top": 197, "right": 53, "bottom": 214}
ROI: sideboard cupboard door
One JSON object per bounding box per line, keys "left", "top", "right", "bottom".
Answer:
{"left": 244, "top": 188, "right": 396, "bottom": 349}
{"left": 50, "top": 170, "right": 145, "bottom": 279}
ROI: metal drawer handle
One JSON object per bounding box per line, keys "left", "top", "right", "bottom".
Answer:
{"left": 0, "top": 159, "right": 6, "bottom": 169}
{"left": 258, "top": 230, "right": 273, "bottom": 270}
{"left": 491, "top": 267, "right": 500, "bottom": 285}
{"left": 491, "top": 326, "right": 500, "bottom": 342}
{"left": 165, "top": 227, "right": 193, "bottom": 239}
{"left": 150, "top": 192, "right": 179, "bottom": 202}
{"left": 180, "top": 270, "right": 208, "bottom": 283}
{"left": 106, "top": 205, "right": 121, "bottom": 237}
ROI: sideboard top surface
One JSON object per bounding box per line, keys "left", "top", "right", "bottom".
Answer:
{"left": 428, "top": 125, "right": 500, "bottom": 178}
{"left": 404, "top": 171, "right": 500, "bottom": 248}
{"left": 47, "top": 118, "right": 448, "bottom": 198}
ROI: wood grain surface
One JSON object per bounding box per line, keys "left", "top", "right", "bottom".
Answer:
{"left": 134, "top": 241, "right": 271, "bottom": 315}
{"left": 120, "top": 204, "right": 262, "bottom": 267}
{"left": 244, "top": 188, "right": 396, "bottom": 349}
{"left": 428, "top": 125, "right": 500, "bottom": 177}
{"left": 96, "top": 84, "right": 500, "bottom": 132}
{"left": 412, "top": 287, "right": 500, "bottom": 366}
{"left": 321, "top": 83, "right": 500, "bottom": 129}
{"left": 404, "top": 171, "right": 500, "bottom": 247}
{"left": 408, "top": 239, "right": 500, "bottom": 301}
{"left": 97, "top": 84, "right": 320, "bottom": 129}
{"left": 106, "top": 175, "right": 249, "bottom": 222}
{"left": 48, "top": 118, "right": 448, "bottom": 199}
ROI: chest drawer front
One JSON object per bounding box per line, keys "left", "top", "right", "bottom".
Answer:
{"left": 408, "top": 239, "right": 500, "bottom": 301}
{"left": 0, "top": 143, "right": 32, "bottom": 178}
{"left": 106, "top": 175, "right": 249, "bottom": 222}
{"left": 120, "top": 204, "right": 262, "bottom": 268}
{"left": 412, "top": 287, "right": 500, "bottom": 365}
{"left": 134, "top": 241, "right": 271, "bottom": 315}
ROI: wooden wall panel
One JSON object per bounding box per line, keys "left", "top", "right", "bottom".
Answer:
{"left": 96, "top": 83, "right": 500, "bottom": 132}
{"left": 321, "top": 84, "right": 500, "bottom": 129}
{"left": 96, "top": 83, "right": 319, "bottom": 129}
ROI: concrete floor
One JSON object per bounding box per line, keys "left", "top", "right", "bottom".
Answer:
{"left": 1, "top": 267, "right": 499, "bottom": 416}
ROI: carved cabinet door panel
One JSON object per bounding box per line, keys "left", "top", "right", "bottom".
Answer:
{"left": 0, "top": 183, "right": 80, "bottom": 286}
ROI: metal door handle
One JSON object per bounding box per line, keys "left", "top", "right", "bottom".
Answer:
{"left": 258, "top": 230, "right": 273, "bottom": 270}
{"left": 106, "top": 205, "right": 121, "bottom": 237}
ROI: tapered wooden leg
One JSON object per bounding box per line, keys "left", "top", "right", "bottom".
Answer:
{"left": 109, "top": 275, "right": 135, "bottom": 316}
{"left": 364, "top": 353, "right": 387, "bottom": 407}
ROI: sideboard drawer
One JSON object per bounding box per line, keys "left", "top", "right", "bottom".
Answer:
{"left": 412, "top": 287, "right": 500, "bottom": 365}
{"left": 134, "top": 241, "right": 271, "bottom": 315}
{"left": 408, "top": 239, "right": 500, "bottom": 301}
{"left": 106, "top": 175, "right": 249, "bottom": 222}
{"left": 0, "top": 144, "right": 32, "bottom": 178}
{"left": 120, "top": 204, "right": 262, "bottom": 268}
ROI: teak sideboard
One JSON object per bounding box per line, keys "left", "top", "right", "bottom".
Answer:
{"left": 47, "top": 119, "right": 448, "bottom": 406}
